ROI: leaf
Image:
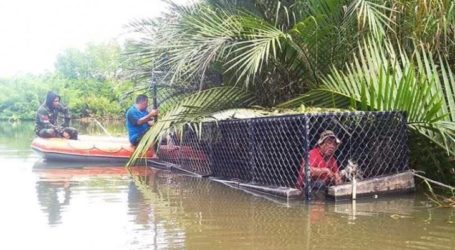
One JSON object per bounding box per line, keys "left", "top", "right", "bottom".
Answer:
{"left": 280, "top": 37, "right": 455, "bottom": 156}
{"left": 127, "top": 87, "right": 255, "bottom": 166}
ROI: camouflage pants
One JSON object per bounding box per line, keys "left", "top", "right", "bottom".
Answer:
{"left": 37, "top": 127, "right": 78, "bottom": 140}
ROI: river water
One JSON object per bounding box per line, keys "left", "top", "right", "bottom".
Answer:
{"left": 0, "top": 121, "right": 453, "bottom": 250}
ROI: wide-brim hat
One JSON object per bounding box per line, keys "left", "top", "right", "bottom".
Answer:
{"left": 317, "top": 130, "right": 341, "bottom": 145}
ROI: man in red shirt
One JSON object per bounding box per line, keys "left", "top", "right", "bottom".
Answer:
{"left": 296, "top": 130, "right": 342, "bottom": 189}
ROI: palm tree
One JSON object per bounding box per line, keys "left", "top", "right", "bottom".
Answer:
{"left": 280, "top": 38, "right": 455, "bottom": 183}
{"left": 127, "top": 0, "right": 367, "bottom": 104}
{"left": 126, "top": 0, "right": 455, "bottom": 183}
{"left": 128, "top": 0, "right": 453, "bottom": 101}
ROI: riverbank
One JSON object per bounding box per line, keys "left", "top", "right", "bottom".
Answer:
{"left": 1, "top": 116, "right": 125, "bottom": 124}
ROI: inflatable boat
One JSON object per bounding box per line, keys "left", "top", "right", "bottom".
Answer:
{"left": 31, "top": 135, "right": 156, "bottom": 163}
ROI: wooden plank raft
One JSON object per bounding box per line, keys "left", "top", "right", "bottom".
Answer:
{"left": 327, "top": 171, "right": 415, "bottom": 200}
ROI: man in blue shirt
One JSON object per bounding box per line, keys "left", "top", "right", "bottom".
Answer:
{"left": 126, "top": 95, "right": 159, "bottom": 145}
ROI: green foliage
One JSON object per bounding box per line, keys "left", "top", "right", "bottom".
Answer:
{"left": 0, "top": 42, "right": 134, "bottom": 120}
{"left": 281, "top": 38, "right": 455, "bottom": 183}
{"left": 128, "top": 0, "right": 454, "bottom": 106}
{"left": 281, "top": 39, "right": 455, "bottom": 144}
{"left": 55, "top": 43, "right": 123, "bottom": 81}
{"left": 409, "top": 131, "right": 455, "bottom": 187}
{"left": 126, "top": 0, "right": 455, "bottom": 186}
{"left": 0, "top": 74, "right": 51, "bottom": 120}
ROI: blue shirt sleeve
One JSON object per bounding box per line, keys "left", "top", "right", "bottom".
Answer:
{"left": 127, "top": 108, "right": 148, "bottom": 126}
{"left": 126, "top": 107, "right": 151, "bottom": 144}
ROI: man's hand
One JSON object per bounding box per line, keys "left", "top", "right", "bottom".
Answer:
{"left": 148, "top": 109, "right": 159, "bottom": 118}
{"left": 322, "top": 168, "right": 332, "bottom": 176}
{"left": 333, "top": 173, "right": 342, "bottom": 185}
{"left": 325, "top": 170, "right": 342, "bottom": 185}
{"left": 136, "top": 109, "right": 159, "bottom": 125}
{"left": 327, "top": 171, "right": 342, "bottom": 185}
{"left": 62, "top": 131, "right": 71, "bottom": 139}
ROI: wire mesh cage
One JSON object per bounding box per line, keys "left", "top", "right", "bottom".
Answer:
{"left": 156, "top": 111, "right": 408, "bottom": 198}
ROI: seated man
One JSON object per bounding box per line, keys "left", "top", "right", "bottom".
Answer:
{"left": 35, "top": 91, "right": 78, "bottom": 139}
{"left": 126, "top": 95, "right": 158, "bottom": 146}
{"left": 296, "top": 130, "right": 342, "bottom": 190}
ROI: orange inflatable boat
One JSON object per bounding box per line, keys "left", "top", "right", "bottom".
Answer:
{"left": 31, "top": 135, "right": 156, "bottom": 163}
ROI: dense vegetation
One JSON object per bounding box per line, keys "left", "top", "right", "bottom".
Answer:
{"left": 127, "top": 0, "right": 455, "bottom": 186}
{"left": 0, "top": 42, "right": 135, "bottom": 120}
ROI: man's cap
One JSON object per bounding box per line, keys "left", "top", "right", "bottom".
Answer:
{"left": 317, "top": 130, "right": 341, "bottom": 145}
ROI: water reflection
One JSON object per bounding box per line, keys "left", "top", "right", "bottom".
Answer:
{"left": 0, "top": 121, "right": 35, "bottom": 155}
{"left": 35, "top": 174, "right": 72, "bottom": 225}
{"left": 31, "top": 160, "right": 188, "bottom": 249}
{"left": 130, "top": 169, "right": 455, "bottom": 249}
{"left": 127, "top": 168, "right": 163, "bottom": 227}
{"left": 33, "top": 161, "right": 127, "bottom": 225}
{"left": 0, "top": 121, "right": 454, "bottom": 249}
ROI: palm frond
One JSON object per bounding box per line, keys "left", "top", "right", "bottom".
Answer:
{"left": 160, "top": 6, "right": 241, "bottom": 87}
{"left": 280, "top": 38, "right": 455, "bottom": 155}
{"left": 345, "top": 0, "right": 395, "bottom": 38}
{"left": 128, "top": 87, "right": 255, "bottom": 165}
{"left": 223, "top": 15, "right": 286, "bottom": 85}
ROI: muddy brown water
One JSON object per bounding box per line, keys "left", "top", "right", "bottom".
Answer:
{"left": 0, "top": 121, "right": 453, "bottom": 249}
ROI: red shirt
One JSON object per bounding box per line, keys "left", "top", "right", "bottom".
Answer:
{"left": 295, "top": 147, "right": 339, "bottom": 189}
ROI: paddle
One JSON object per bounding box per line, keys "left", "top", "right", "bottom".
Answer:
{"left": 93, "top": 118, "right": 113, "bottom": 137}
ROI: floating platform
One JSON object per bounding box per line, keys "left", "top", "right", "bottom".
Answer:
{"left": 207, "top": 172, "right": 414, "bottom": 201}
{"left": 327, "top": 171, "right": 415, "bottom": 200}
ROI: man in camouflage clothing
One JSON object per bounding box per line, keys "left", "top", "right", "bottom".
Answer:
{"left": 35, "top": 91, "right": 78, "bottom": 139}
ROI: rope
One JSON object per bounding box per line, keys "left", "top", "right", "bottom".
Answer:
{"left": 411, "top": 170, "right": 455, "bottom": 191}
